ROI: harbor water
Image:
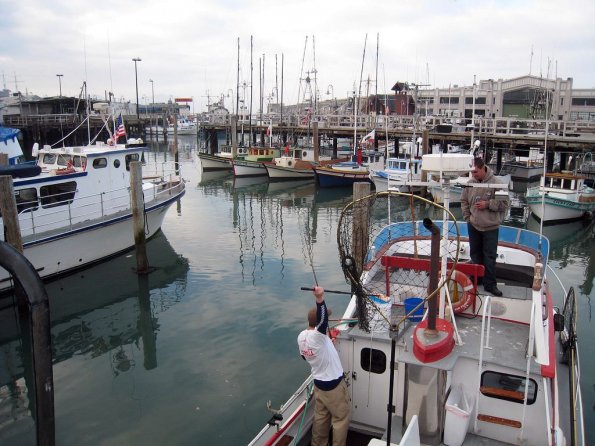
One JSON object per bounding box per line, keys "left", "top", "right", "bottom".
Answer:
{"left": 0, "top": 136, "right": 593, "bottom": 445}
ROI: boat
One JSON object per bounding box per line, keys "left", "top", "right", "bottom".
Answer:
{"left": 147, "top": 117, "right": 198, "bottom": 135}
{"left": 497, "top": 148, "right": 544, "bottom": 181}
{"left": 313, "top": 150, "right": 385, "bottom": 188}
{"left": 0, "top": 126, "right": 28, "bottom": 165}
{"left": 265, "top": 146, "right": 343, "bottom": 181}
{"left": 249, "top": 154, "right": 585, "bottom": 446}
{"left": 197, "top": 145, "right": 250, "bottom": 171}
{"left": 369, "top": 155, "right": 423, "bottom": 193}
{"left": 577, "top": 152, "right": 594, "bottom": 176}
{"left": 232, "top": 147, "right": 280, "bottom": 177}
{"left": 526, "top": 171, "right": 595, "bottom": 223}
{"left": 0, "top": 139, "right": 185, "bottom": 292}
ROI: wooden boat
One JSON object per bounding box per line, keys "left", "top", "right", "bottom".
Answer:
{"left": 232, "top": 147, "right": 280, "bottom": 177}
{"left": 314, "top": 150, "right": 385, "bottom": 188}
{"left": 526, "top": 171, "right": 595, "bottom": 222}
{"left": 197, "top": 145, "right": 250, "bottom": 172}
{"left": 0, "top": 139, "right": 185, "bottom": 292}
{"left": 249, "top": 156, "right": 585, "bottom": 446}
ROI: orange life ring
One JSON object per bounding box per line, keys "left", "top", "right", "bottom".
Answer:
{"left": 447, "top": 269, "right": 476, "bottom": 313}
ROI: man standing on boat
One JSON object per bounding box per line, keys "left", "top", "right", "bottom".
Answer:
{"left": 298, "top": 286, "right": 351, "bottom": 446}
{"left": 461, "top": 157, "right": 509, "bottom": 297}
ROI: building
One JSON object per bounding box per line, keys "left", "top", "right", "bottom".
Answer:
{"left": 390, "top": 75, "right": 595, "bottom": 122}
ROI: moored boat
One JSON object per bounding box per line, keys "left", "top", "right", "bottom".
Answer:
{"left": 249, "top": 154, "right": 584, "bottom": 446}
{"left": 232, "top": 146, "right": 280, "bottom": 177}
{"left": 0, "top": 139, "right": 185, "bottom": 292}
{"left": 526, "top": 171, "right": 595, "bottom": 223}
{"left": 314, "top": 150, "right": 384, "bottom": 188}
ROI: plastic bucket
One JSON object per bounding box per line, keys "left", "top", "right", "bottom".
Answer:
{"left": 404, "top": 297, "right": 424, "bottom": 322}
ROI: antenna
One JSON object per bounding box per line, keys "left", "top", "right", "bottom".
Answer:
{"left": 529, "top": 44, "right": 534, "bottom": 75}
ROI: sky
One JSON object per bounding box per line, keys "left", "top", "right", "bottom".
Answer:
{"left": 1, "top": 0, "right": 594, "bottom": 113}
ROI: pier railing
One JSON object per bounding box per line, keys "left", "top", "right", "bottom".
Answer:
{"left": 199, "top": 112, "right": 595, "bottom": 140}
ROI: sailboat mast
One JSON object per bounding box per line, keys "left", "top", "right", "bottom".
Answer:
{"left": 249, "top": 35, "right": 253, "bottom": 144}
{"left": 354, "top": 33, "right": 367, "bottom": 154}
{"left": 236, "top": 37, "right": 240, "bottom": 118}
{"left": 280, "top": 53, "right": 284, "bottom": 127}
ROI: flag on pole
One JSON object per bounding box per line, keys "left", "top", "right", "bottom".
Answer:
{"left": 361, "top": 129, "right": 375, "bottom": 145}
{"left": 115, "top": 114, "right": 126, "bottom": 141}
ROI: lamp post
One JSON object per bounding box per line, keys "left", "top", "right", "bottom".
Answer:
{"left": 132, "top": 58, "right": 142, "bottom": 120}
{"left": 56, "top": 74, "right": 63, "bottom": 96}
{"left": 149, "top": 79, "right": 155, "bottom": 109}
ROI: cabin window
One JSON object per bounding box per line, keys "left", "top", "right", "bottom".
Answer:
{"left": 360, "top": 348, "right": 386, "bottom": 374}
{"left": 42, "top": 154, "right": 57, "bottom": 165}
{"left": 93, "top": 158, "right": 107, "bottom": 169}
{"left": 40, "top": 181, "right": 77, "bottom": 208}
{"left": 73, "top": 156, "right": 85, "bottom": 168}
{"left": 125, "top": 154, "right": 140, "bottom": 171}
{"left": 113, "top": 159, "right": 121, "bottom": 168}
{"left": 14, "top": 188, "right": 38, "bottom": 213}
{"left": 57, "top": 154, "right": 72, "bottom": 167}
{"left": 480, "top": 371, "right": 537, "bottom": 405}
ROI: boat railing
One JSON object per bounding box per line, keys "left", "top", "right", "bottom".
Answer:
{"left": 474, "top": 294, "right": 494, "bottom": 433}
{"left": 18, "top": 186, "right": 133, "bottom": 238}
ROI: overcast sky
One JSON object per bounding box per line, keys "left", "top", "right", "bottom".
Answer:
{"left": 1, "top": 0, "right": 594, "bottom": 113}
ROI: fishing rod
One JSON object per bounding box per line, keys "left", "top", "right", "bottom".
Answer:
{"left": 300, "top": 287, "right": 389, "bottom": 300}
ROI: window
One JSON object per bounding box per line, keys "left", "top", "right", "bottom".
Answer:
{"left": 125, "top": 153, "right": 140, "bottom": 171}
{"left": 360, "top": 348, "right": 386, "bottom": 374}
{"left": 15, "top": 188, "right": 38, "bottom": 213}
{"left": 40, "top": 181, "right": 77, "bottom": 208}
{"left": 571, "top": 97, "right": 595, "bottom": 106}
{"left": 465, "top": 97, "right": 486, "bottom": 105}
{"left": 73, "top": 156, "right": 85, "bottom": 168}
{"left": 57, "top": 154, "right": 72, "bottom": 167}
{"left": 480, "top": 371, "right": 537, "bottom": 405}
{"left": 42, "top": 153, "right": 57, "bottom": 165}
{"left": 93, "top": 158, "right": 107, "bottom": 169}
{"left": 440, "top": 97, "right": 459, "bottom": 104}
{"left": 113, "top": 159, "right": 120, "bottom": 168}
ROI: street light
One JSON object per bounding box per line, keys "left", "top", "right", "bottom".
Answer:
{"left": 149, "top": 79, "right": 155, "bottom": 108}
{"left": 56, "top": 74, "right": 63, "bottom": 96}
{"left": 132, "top": 57, "right": 142, "bottom": 120}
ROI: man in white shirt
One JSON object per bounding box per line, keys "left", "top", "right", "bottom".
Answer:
{"left": 297, "top": 286, "right": 351, "bottom": 446}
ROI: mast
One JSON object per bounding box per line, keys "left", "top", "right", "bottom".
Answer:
{"left": 375, "top": 32, "right": 379, "bottom": 116}
{"left": 280, "top": 53, "right": 284, "bottom": 127}
{"left": 249, "top": 35, "right": 253, "bottom": 144}
{"left": 236, "top": 37, "right": 240, "bottom": 118}
{"left": 354, "top": 33, "right": 367, "bottom": 156}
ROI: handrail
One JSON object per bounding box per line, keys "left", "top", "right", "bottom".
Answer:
{"left": 474, "top": 294, "right": 493, "bottom": 433}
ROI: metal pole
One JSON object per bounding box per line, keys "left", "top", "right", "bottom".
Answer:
{"left": 56, "top": 74, "right": 63, "bottom": 97}
{"left": 132, "top": 58, "right": 142, "bottom": 120}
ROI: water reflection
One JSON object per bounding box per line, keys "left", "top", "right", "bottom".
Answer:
{"left": 0, "top": 232, "right": 189, "bottom": 440}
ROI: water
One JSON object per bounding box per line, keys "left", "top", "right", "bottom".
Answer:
{"left": 0, "top": 135, "right": 593, "bottom": 445}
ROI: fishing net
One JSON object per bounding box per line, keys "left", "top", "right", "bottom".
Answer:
{"left": 336, "top": 191, "right": 461, "bottom": 333}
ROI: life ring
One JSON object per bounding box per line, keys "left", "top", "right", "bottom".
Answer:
{"left": 447, "top": 269, "right": 476, "bottom": 313}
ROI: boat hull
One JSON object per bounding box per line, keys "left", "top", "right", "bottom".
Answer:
{"left": 197, "top": 152, "right": 232, "bottom": 171}
{"left": 526, "top": 195, "right": 594, "bottom": 222}
{"left": 314, "top": 166, "right": 372, "bottom": 188}
{"left": 265, "top": 164, "right": 315, "bottom": 181}
{"left": 0, "top": 187, "right": 184, "bottom": 292}
{"left": 232, "top": 159, "right": 269, "bottom": 177}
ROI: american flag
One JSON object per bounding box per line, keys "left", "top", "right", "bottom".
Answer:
{"left": 115, "top": 114, "right": 126, "bottom": 141}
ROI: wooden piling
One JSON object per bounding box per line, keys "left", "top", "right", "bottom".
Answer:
{"left": 129, "top": 161, "right": 150, "bottom": 273}
{"left": 0, "top": 153, "right": 8, "bottom": 166}
{"left": 0, "top": 176, "right": 24, "bottom": 253}
{"left": 352, "top": 182, "right": 372, "bottom": 277}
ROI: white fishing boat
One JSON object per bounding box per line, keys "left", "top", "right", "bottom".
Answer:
{"left": 265, "top": 146, "right": 339, "bottom": 181}
{"left": 249, "top": 154, "right": 584, "bottom": 446}
{"left": 526, "top": 171, "right": 595, "bottom": 223}
{"left": 369, "top": 155, "right": 423, "bottom": 193}
{"left": 197, "top": 145, "right": 249, "bottom": 171}
{"left": 0, "top": 139, "right": 185, "bottom": 292}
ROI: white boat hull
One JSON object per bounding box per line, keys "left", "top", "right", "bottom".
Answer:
{"left": 197, "top": 153, "right": 232, "bottom": 171}
{"left": 265, "top": 164, "right": 314, "bottom": 181}
{"left": 232, "top": 160, "right": 268, "bottom": 177}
